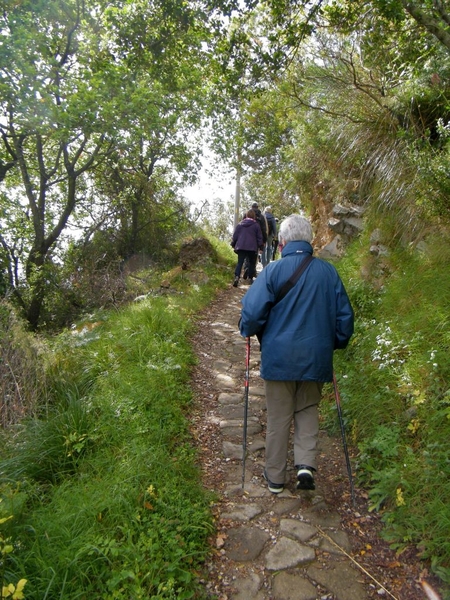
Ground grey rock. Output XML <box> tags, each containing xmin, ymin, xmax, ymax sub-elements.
<box><xmin>211</xmin><ymin>320</ymin><xmax>236</xmax><ymax>330</ymax></box>
<box><xmin>370</xmin><ymin>228</ymin><xmax>384</xmax><ymax>244</ymax></box>
<box><xmin>223</xmin><ymin>465</ymin><xmax>249</xmax><ymax>483</ymax></box>
<box><xmin>248</xmin><ymin>438</ymin><xmax>266</xmax><ymax>453</ymax></box>
<box><xmin>318</xmin><ymin>235</ymin><xmax>344</xmax><ymax>259</ymax></box>
<box><xmin>226</xmin><ymin>481</ymin><xmax>270</xmax><ymax>498</ymax></box>
<box><xmin>416</xmin><ymin>240</ymin><xmax>428</xmax><ymax>254</ymax></box>
<box><xmin>329</xmin><ymin>217</ymin><xmax>363</xmax><ymax>237</ymax></box>
<box><xmin>230</xmin><ymin>572</ymin><xmax>264</xmax><ymax>600</ymax></box>
<box><xmin>302</xmin><ymin>507</ymin><xmax>342</xmax><ymax>528</ymax></box>
<box><xmin>319</xmin><ymin>529</ymin><xmax>352</xmax><ymax>554</ymax></box>
<box><xmin>280</xmin><ymin>518</ymin><xmax>317</xmax><ymax>542</ymax></box>
<box><xmin>328</xmin><ymin>217</ymin><xmax>341</xmax><ymax>231</ymax></box>
<box><xmin>216</xmin><ymin>373</ymin><xmax>236</xmax><ymax>389</ymax></box>
<box><xmin>332</xmin><ymin>204</ymin><xmax>365</xmax><ymax>218</ymax></box>
<box><xmin>218</xmin><ymin>392</ymin><xmax>243</xmax><ymax>405</ymax></box>
<box><xmin>222</xmin><ymin>503</ymin><xmax>263</xmax><ymax>521</ymax></box>
<box><xmin>220</xmin><ymin>418</ymin><xmax>262</xmax><ymax>437</ymax></box>
<box><xmin>214</xmin><ymin>359</ymin><xmax>232</xmax><ymax>371</ymax></box>
<box><xmin>218</xmin><ymin>404</ymin><xmax>247</xmax><ymax>419</ymax></box>
<box><xmin>307</xmin><ymin>560</ymin><xmax>368</xmax><ymax>599</ymax></box>
<box><xmin>272</xmin><ymin>571</ymin><xmax>318</xmax><ymax>600</ymax></box>
<box><xmin>225</xmin><ymin>526</ymin><xmax>270</xmax><ymax>561</ymax></box>
<box><xmin>271</xmin><ymin>498</ymin><xmax>303</xmax><ymax>516</ymax></box>
<box><xmin>370</xmin><ymin>244</ymin><xmax>389</xmax><ymax>257</ymax></box>
<box><xmin>265</xmin><ymin>537</ymin><xmax>316</xmax><ymax>570</ymax></box>
<box><xmin>249</xmin><ymin>386</ymin><xmax>265</xmax><ymax>397</ymax></box>
<box><xmin>223</xmin><ymin>441</ymin><xmax>244</xmax><ymax>459</ymax></box>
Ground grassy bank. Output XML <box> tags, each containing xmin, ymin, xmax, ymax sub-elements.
<box><xmin>325</xmin><ymin>231</ymin><xmax>450</xmax><ymax>597</ymax></box>
<box><xmin>0</xmin><ymin>239</ymin><xmax>234</xmax><ymax>599</ymax></box>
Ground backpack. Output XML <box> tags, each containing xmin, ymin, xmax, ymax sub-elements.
<box><xmin>254</xmin><ymin>209</ymin><xmax>268</xmax><ymax>243</ymax></box>
<box><xmin>266</xmin><ymin>214</ymin><xmax>276</xmax><ymax>236</ymax></box>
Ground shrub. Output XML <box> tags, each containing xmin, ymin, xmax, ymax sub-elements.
<box><xmin>0</xmin><ymin>303</ymin><xmax>47</xmax><ymax>427</ymax></box>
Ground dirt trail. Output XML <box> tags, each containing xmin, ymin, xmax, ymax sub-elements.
<box><xmin>190</xmin><ymin>283</ymin><xmax>439</xmax><ymax>600</ymax></box>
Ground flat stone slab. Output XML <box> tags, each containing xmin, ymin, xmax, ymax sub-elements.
<box><xmin>302</xmin><ymin>507</ymin><xmax>342</xmax><ymax>528</ymax></box>
<box><xmin>214</xmin><ymin>359</ymin><xmax>232</xmax><ymax>371</ymax></box>
<box><xmin>225</xmin><ymin>482</ymin><xmax>268</xmax><ymax>498</ymax></box>
<box><xmin>225</xmin><ymin>526</ymin><xmax>270</xmax><ymax>561</ymax></box>
<box><xmin>221</xmin><ymin>503</ymin><xmax>263</xmax><ymax>521</ymax></box>
<box><xmin>223</xmin><ymin>441</ymin><xmax>243</xmax><ymax>459</ymax></box>
<box><xmin>220</xmin><ymin>417</ymin><xmax>260</xmax><ymax>427</ymax></box>
<box><xmin>218</xmin><ymin>404</ymin><xmax>247</xmax><ymax>419</ymax></box>
<box><xmin>211</xmin><ymin>321</ymin><xmax>236</xmax><ymax>330</ymax></box>
<box><xmin>230</xmin><ymin>345</ymin><xmax>247</xmax><ymax>357</ymax></box>
<box><xmin>223</xmin><ymin>465</ymin><xmax>249</xmax><ymax>483</ymax></box>
<box><xmin>218</xmin><ymin>392</ymin><xmax>243</xmax><ymax>405</ymax></box>
<box><xmin>220</xmin><ymin>418</ymin><xmax>262</xmax><ymax>437</ymax></box>
<box><xmin>270</xmin><ymin>498</ymin><xmax>303</xmax><ymax>516</ymax></box>
<box><xmin>244</xmin><ymin>392</ymin><xmax>264</xmax><ymax>403</ymax></box>
<box><xmin>218</xmin><ymin>404</ymin><xmax>261</xmax><ymax>419</ymax></box>
<box><xmin>265</xmin><ymin>536</ymin><xmax>316</xmax><ymax>570</ymax></box>
<box><xmin>249</xmin><ymin>386</ymin><xmax>265</xmax><ymax>396</ymax></box>
<box><xmin>280</xmin><ymin>518</ymin><xmax>318</xmax><ymax>542</ymax></box>
<box><xmin>216</xmin><ymin>373</ymin><xmax>236</xmax><ymax>388</ymax></box>
<box><xmin>307</xmin><ymin>560</ymin><xmax>369</xmax><ymax>599</ymax></box>
<box><xmin>248</xmin><ymin>438</ymin><xmax>265</xmax><ymax>453</ymax></box>
<box><xmin>230</xmin><ymin>572</ymin><xmax>264</xmax><ymax>600</ymax></box>
<box><xmin>272</xmin><ymin>571</ymin><xmax>318</xmax><ymax>600</ymax></box>
<box><xmin>319</xmin><ymin>529</ymin><xmax>352</xmax><ymax>554</ymax></box>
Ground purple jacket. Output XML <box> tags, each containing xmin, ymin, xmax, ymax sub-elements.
<box><xmin>231</xmin><ymin>218</ymin><xmax>263</xmax><ymax>252</ymax></box>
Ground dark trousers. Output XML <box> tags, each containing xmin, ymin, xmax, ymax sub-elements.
<box><xmin>235</xmin><ymin>250</ymin><xmax>257</xmax><ymax>279</ymax></box>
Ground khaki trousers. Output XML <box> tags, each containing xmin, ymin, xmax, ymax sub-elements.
<box><xmin>264</xmin><ymin>380</ymin><xmax>323</xmax><ymax>485</ymax></box>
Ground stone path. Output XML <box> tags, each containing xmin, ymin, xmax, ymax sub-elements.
<box><xmin>192</xmin><ymin>281</ymin><xmax>393</xmax><ymax>600</ymax></box>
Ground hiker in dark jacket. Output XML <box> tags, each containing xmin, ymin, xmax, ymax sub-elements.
<box><xmin>239</xmin><ymin>214</ymin><xmax>354</xmax><ymax>494</ymax></box>
<box><xmin>272</xmin><ymin>217</ymin><xmax>279</xmax><ymax>259</ymax></box>
<box><xmin>262</xmin><ymin>206</ymin><xmax>277</xmax><ymax>267</ymax></box>
<box><xmin>231</xmin><ymin>209</ymin><xmax>263</xmax><ymax>287</ymax></box>
<box><xmin>251</xmin><ymin>202</ymin><xmax>268</xmax><ymax>264</ymax></box>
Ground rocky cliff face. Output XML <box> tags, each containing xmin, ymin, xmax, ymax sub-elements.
<box><xmin>314</xmin><ymin>203</ymin><xmax>365</xmax><ymax>259</ymax></box>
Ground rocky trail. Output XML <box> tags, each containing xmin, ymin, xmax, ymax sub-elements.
<box><xmin>189</xmin><ymin>282</ymin><xmax>441</xmax><ymax>600</ymax></box>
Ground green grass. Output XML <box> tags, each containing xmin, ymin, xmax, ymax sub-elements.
<box><xmin>327</xmin><ymin>231</ymin><xmax>450</xmax><ymax>597</ymax></box>
<box><xmin>0</xmin><ymin>245</ymin><xmax>234</xmax><ymax>599</ymax></box>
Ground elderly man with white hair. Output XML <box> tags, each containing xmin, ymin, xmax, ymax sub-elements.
<box><xmin>239</xmin><ymin>214</ymin><xmax>354</xmax><ymax>494</ymax></box>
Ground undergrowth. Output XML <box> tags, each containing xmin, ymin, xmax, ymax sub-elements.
<box><xmin>325</xmin><ymin>231</ymin><xmax>450</xmax><ymax>597</ymax></box>
<box><xmin>0</xmin><ymin>238</ymin><xmax>234</xmax><ymax>599</ymax></box>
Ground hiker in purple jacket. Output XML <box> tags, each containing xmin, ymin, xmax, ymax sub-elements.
<box><xmin>231</xmin><ymin>209</ymin><xmax>264</xmax><ymax>287</ymax></box>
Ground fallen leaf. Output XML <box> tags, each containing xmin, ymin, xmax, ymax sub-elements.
<box><xmin>388</xmin><ymin>561</ymin><xmax>402</xmax><ymax>568</ymax></box>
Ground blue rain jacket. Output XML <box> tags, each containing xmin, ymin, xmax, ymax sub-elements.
<box><xmin>239</xmin><ymin>241</ymin><xmax>354</xmax><ymax>382</ymax></box>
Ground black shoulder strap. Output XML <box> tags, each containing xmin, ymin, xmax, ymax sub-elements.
<box><xmin>275</xmin><ymin>254</ymin><xmax>314</xmax><ymax>304</ymax></box>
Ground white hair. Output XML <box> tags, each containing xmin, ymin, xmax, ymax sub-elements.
<box><xmin>279</xmin><ymin>214</ymin><xmax>313</xmax><ymax>243</ymax></box>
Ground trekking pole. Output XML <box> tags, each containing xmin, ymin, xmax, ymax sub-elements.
<box><xmin>242</xmin><ymin>336</ymin><xmax>250</xmax><ymax>489</ymax></box>
<box><xmin>332</xmin><ymin>372</ymin><xmax>356</xmax><ymax>507</ymax></box>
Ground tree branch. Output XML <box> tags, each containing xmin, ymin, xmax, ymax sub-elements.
<box><xmin>402</xmin><ymin>0</ymin><xmax>450</xmax><ymax>51</ymax></box>
<box><xmin>433</xmin><ymin>0</ymin><xmax>450</xmax><ymax>27</ymax></box>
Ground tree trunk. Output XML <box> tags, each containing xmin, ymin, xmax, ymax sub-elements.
<box><xmin>402</xmin><ymin>0</ymin><xmax>450</xmax><ymax>51</ymax></box>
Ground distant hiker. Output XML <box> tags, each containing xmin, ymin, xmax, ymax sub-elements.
<box><xmin>231</xmin><ymin>209</ymin><xmax>264</xmax><ymax>287</ymax></box>
<box><xmin>272</xmin><ymin>217</ymin><xmax>279</xmax><ymax>260</ymax></box>
<box><xmin>239</xmin><ymin>214</ymin><xmax>354</xmax><ymax>494</ymax></box>
<box><xmin>262</xmin><ymin>206</ymin><xmax>277</xmax><ymax>267</ymax></box>
<box><xmin>251</xmin><ymin>202</ymin><xmax>268</xmax><ymax>264</ymax></box>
